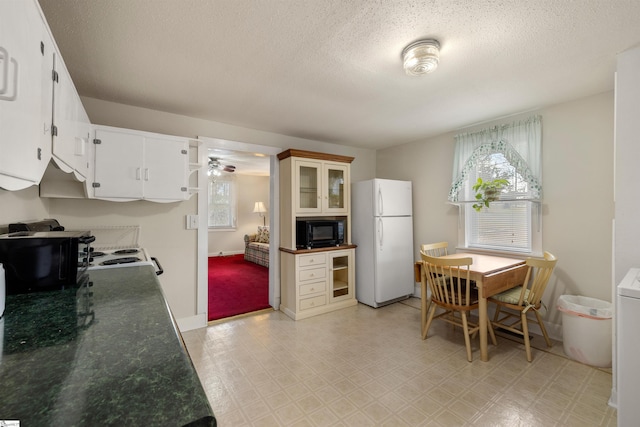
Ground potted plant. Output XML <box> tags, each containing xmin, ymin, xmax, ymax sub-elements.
<box><xmin>472</xmin><ymin>178</ymin><xmax>509</xmax><ymax>212</ymax></box>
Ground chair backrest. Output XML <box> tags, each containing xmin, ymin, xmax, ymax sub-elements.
<box><xmin>420</xmin><ymin>241</ymin><xmax>449</xmax><ymax>257</ymax></box>
<box><xmin>421</xmin><ymin>253</ymin><xmax>473</xmax><ymax>307</ymax></box>
<box><xmin>519</xmin><ymin>251</ymin><xmax>558</xmax><ymax>306</ymax></box>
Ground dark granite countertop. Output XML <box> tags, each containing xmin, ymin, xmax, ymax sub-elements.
<box><xmin>0</xmin><ymin>266</ymin><xmax>216</xmax><ymax>427</ymax></box>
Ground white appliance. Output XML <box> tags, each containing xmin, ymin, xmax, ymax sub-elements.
<box><xmin>616</xmin><ymin>268</ymin><xmax>640</xmax><ymax>426</ymax></box>
<box><xmin>75</xmin><ymin>226</ymin><xmax>160</xmax><ymax>273</ymax></box>
<box><xmin>352</xmin><ymin>179</ymin><xmax>414</xmax><ymax>307</ymax></box>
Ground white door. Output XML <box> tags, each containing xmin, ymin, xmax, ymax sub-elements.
<box><xmin>374</xmin><ymin>216</ymin><xmax>414</xmax><ymax>304</ymax></box>
<box><xmin>52</xmin><ymin>53</ymin><xmax>91</xmax><ymax>180</ymax></box>
<box><xmin>374</xmin><ymin>179</ymin><xmax>413</xmax><ymax>217</ymax></box>
<box><xmin>93</xmin><ymin>129</ymin><xmax>144</xmax><ymax>199</ymax></box>
<box><xmin>0</xmin><ymin>0</ymin><xmax>53</xmax><ymax>190</ymax></box>
<box><xmin>143</xmin><ymin>137</ymin><xmax>188</xmax><ymax>201</ymax></box>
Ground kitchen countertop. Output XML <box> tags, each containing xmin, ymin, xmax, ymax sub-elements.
<box><xmin>0</xmin><ymin>266</ymin><xmax>216</xmax><ymax>426</ymax></box>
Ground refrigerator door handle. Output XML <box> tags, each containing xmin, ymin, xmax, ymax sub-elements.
<box><xmin>377</xmin><ymin>217</ymin><xmax>383</xmax><ymax>249</ymax></box>
<box><xmin>377</xmin><ymin>187</ymin><xmax>383</xmax><ymax>216</ymax></box>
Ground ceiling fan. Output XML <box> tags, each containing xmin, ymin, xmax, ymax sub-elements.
<box><xmin>208</xmin><ymin>157</ymin><xmax>236</xmax><ymax>175</ymax></box>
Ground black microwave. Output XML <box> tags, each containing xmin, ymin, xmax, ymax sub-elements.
<box><xmin>0</xmin><ymin>231</ymin><xmax>94</xmax><ymax>295</ymax></box>
<box><xmin>296</xmin><ymin>219</ymin><xmax>345</xmax><ymax>249</ymax></box>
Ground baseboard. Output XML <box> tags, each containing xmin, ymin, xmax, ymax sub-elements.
<box><xmin>208</xmin><ymin>250</ymin><xmax>244</xmax><ymax>257</ymax></box>
<box><xmin>177</xmin><ymin>313</ymin><xmax>207</xmax><ymax>332</ymax></box>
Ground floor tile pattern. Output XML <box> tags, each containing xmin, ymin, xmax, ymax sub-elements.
<box><xmin>182</xmin><ymin>298</ymin><xmax>616</xmax><ymax>426</ymax></box>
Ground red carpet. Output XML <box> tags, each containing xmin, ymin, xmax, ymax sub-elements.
<box><xmin>208</xmin><ymin>254</ymin><xmax>270</xmax><ymax>321</ymax></box>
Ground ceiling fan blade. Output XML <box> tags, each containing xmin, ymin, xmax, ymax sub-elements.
<box><xmin>208</xmin><ymin>157</ymin><xmax>236</xmax><ymax>173</ymax></box>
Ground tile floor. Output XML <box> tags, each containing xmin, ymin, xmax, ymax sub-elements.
<box><xmin>182</xmin><ymin>298</ymin><xmax>616</xmax><ymax>426</ymax></box>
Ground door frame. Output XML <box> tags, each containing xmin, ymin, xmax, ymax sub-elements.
<box><xmin>197</xmin><ymin>137</ymin><xmax>282</xmax><ymax>319</ymax></box>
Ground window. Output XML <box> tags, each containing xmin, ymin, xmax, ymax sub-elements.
<box><xmin>208</xmin><ymin>175</ymin><xmax>237</xmax><ymax>229</ymax></box>
<box><xmin>449</xmin><ymin>116</ymin><xmax>542</xmax><ymax>255</ymax></box>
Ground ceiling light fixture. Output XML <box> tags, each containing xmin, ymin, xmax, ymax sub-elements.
<box><xmin>402</xmin><ymin>39</ymin><xmax>440</xmax><ymax>76</ymax></box>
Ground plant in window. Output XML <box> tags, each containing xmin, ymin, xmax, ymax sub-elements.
<box><xmin>472</xmin><ymin>178</ymin><xmax>509</xmax><ymax>212</ymax></box>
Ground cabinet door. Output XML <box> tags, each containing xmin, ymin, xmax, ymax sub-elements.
<box><xmin>329</xmin><ymin>250</ymin><xmax>354</xmax><ymax>303</ymax></box>
<box><xmin>0</xmin><ymin>0</ymin><xmax>53</xmax><ymax>190</ymax></box>
<box><xmin>143</xmin><ymin>137</ymin><xmax>188</xmax><ymax>201</ymax></box>
<box><xmin>323</xmin><ymin>162</ymin><xmax>349</xmax><ymax>213</ymax></box>
<box><xmin>93</xmin><ymin>129</ymin><xmax>144</xmax><ymax>199</ymax></box>
<box><xmin>51</xmin><ymin>53</ymin><xmax>91</xmax><ymax>180</ymax></box>
<box><xmin>93</xmin><ymin>127</ymin><xmax>188</xmax><ymax>202</ymax></box>
<box><xmin>294</xmin><ymin>159</ymin><xmax>322</xmax><ymax>213</ymax></box>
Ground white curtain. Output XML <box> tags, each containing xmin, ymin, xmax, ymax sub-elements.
<box><xmin>448</xmin><ymin>115</ymin><xmax>542</xmax><ymax>202</ymax></box>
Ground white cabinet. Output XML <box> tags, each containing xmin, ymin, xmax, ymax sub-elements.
<box><xmin>280</xmin><ymin>248</ymin><xmax>356</xmax><ymax>320</ymax></box>
<box><xmin>328</xmin><ymin>250</ymin><xmax>354</xmax><ymax>304</ymax></box>
<box><xmin>278</xmin><ymin>149</ymin><xmax>353</xmax><ymax>250</ymax></box>
<box><xmin>294</xmin><ymin>159</ymin><xmax>349</xmax><ymax>215</ymax></box>
<box><xmin>0</xmin><ymin>0</ymin><xmax>53</xmax><ymax>190</ymax></box>
<box><xmin>92</xmin><ymin>126</ymin><xmax>189</xmax><ymax>202</ymax></box>
<box><xmin>51</xmin><ymin>53</ymin><xmax>92</xmax><ymax>181</ymax></box>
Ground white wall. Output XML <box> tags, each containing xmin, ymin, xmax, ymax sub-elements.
<box><xmin>377</xmin><ymin>91</ymin><xmax>615</xmax><ymax>337</ymax></box>
<box><xmin>0</xmin><ymin>186</ymin><xmax>50</xmax><ymax>228</ymax></box>
<box><xmin>208</xmin><ymin>174</ymin><xmax>270</xmax><ymax>256</ymax></box>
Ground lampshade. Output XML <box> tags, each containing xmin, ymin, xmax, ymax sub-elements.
<box><xmin>402</xmin><ymin>39</ymin><xmax>440</xmax><ymax>76</ymax></box>
<box><xmin>253</xmin><ymin>201</ymin><xmax>267</xmax><ymax>214</ymax></box>
<box><xmin>253</xmin><ymin>201</ymin><xmax>267</xmax><ymax>225</ymax></box>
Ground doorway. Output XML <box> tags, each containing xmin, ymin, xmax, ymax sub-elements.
<box><xmin>197</xmin><ymin>137</ymin><xmax>281</xmax><ymax>322</ymax></box>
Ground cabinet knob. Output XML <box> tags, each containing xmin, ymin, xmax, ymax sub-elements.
<box><xmin>310</xmin><ymin>287</ymin><xmax>315</xmax><ymax>291</ymax></box>
<box><xmin>309</xmin><ymin>273</ymin><xmax>314</xmax><ymax>277</ymax></box>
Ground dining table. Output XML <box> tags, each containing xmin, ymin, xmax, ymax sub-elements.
<box><xmin>415</xmin><ymin>252</ymin><xmax>527</xmax><ymax>361</ymax></box>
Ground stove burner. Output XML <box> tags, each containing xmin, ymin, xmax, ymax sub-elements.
<box><xmin>113</xmin><ymin>249</ymin><xmax>139</xmax><ymax>255</ymax></box>
<box><xmin>100</xmin><ymin>257</ymin><xmax>142</xmax><ymax>266</ymax></box>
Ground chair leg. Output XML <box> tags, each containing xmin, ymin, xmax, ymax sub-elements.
<box><xmin>421</xmin><ymin>280</ymin><xmax>429</xmax><ymax>338</ymax></box>
<box><xmin>521</xmin><ymin>311</ymin><xmax>532</xmax><ymax>362</ymax></box>
<box><xmin>493</xmin><ymin>304</ymin><xmax>502</xmax><ymax>322</ymax></box>
<box><xmin>461</xmin><ymin>311</ymin><xmax>473</xmax><ymax>362</ymax></box>
<box><xmin>422</xmin><ymin>302</ymin><xmax>437</xmax><ymax>340</ymax></box>
<box><xmin>533</xmin><ymin>310</ymin><xmax>552</xmax><ymax>348</ymax></box>
<box><xmin>487</xmin><ymin>318</ymin><xmax>497</xmax><ymax>345</ymax></box>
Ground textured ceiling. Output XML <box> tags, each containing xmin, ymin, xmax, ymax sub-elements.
<box><xmin>38</xmin><ymin>0</ymin><xmax>640</xmax><ymax>150</ymax></box>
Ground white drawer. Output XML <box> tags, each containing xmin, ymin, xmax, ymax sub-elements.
<box><xmin>300</xmin><ymin>281</ymin><xmax>326</xmax><ymax>296</ymax></box>
<box><xmin>300</xmin><ymin>294</ymin><xmax>326</xmax><ymax>310</ymax></box>
<box><xmin>299</xmin><ymin>253</ymin><xmax>327</xmax><ymax>268</ymax></box>
<box><xmin>298</xmin><ymin>267</ymin><xmax>326</xmax><ymax>282</ymax></box>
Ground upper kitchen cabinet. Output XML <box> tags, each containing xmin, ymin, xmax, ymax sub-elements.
<box><xmin>279</xmin><ymin>150</ymin><xmax>352</xmax><ymax>216</ymax></box>
<box><xmin>0</xmin><ymin>0</ymin><xmax>54</xmax><ymax>190</ymax></box>
<box><xmin>92</xmin><ymin>126</ymin><xmax>190</xmax><ymax>202</ymax></box>
<box><xmin>50</xmin><ymin>54</ymin><xmax>92</xmax><ymax>181</ymax></box>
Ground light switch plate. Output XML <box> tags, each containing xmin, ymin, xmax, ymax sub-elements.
<box><xmin>186</xmin><ymin>214</ymin><xmax>198</xmax><ymax>229</ymax></box>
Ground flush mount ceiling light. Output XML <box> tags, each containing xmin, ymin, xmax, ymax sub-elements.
<box><xmin>402</xmin><ymin>39</ymin><xmax>440</xmax><ymax>76</ymax></box>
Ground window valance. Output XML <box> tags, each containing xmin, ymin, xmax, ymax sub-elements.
<box><xmin>448</xmin><ymin>115</ymin><xmax>542</xmax><ymax>202</ymax></box>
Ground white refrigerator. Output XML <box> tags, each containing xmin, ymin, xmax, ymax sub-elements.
<box><xmin>352</xmin><ymin>179</ymin><xmax>414</xmax><ymax>307</ymax></box>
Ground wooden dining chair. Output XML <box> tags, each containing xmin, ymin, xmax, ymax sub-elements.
<box><xmin>489</xmin><ymin>251</ymin><xmax>558</xmax><ymax>362</ymax></box>
<box><xmin>420</xmin><ymin>253</ymin><xmax>496</xmax><ymax>362</ymax></box>
<box><xmin>418</xmin><ymin>242</ymin><xmax>449</xmax><ymax>330</ymax></box>
<box><xmin>420</xmin><ymin>241</ymin><xmax>449</xmax><ymax>257</ymax></box>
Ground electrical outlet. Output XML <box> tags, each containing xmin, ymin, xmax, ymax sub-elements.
<box><xmin>186</xmin><ymin>214</ymin><xmax>198</xmax><ymax>229</ymax></box>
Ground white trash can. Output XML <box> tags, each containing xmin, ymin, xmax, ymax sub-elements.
<box><xmin>557</xmin><ymin>295</ymin><xmax>612</xmax><ymax>367</ymax></box>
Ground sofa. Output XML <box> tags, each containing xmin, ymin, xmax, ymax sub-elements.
<box><xmin>244</xmin><ymin>226</ymin><xmax>269</xmax><ymax>268</ymax></box>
